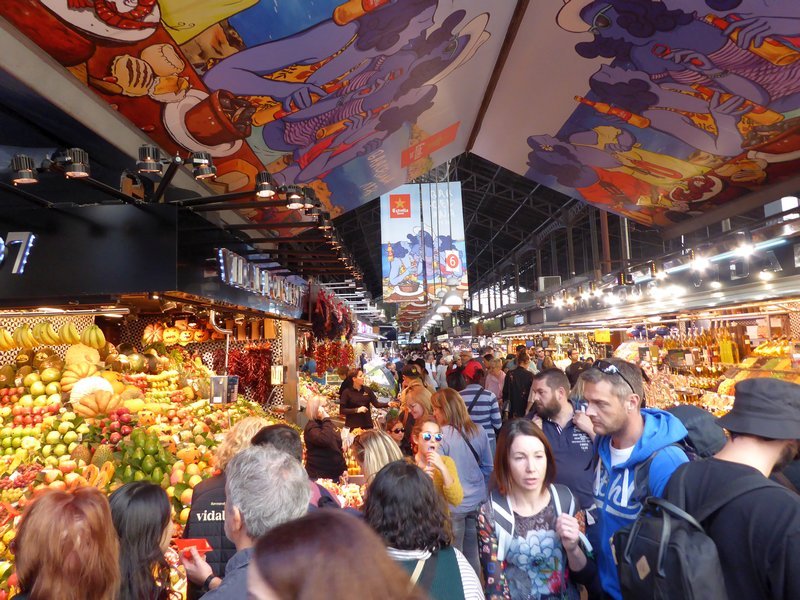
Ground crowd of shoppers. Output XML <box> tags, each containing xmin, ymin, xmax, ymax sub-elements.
<box><xmin>14</xmin><ymin>348</ymin><xmax>800</xmax><ymax>600</ymax></box>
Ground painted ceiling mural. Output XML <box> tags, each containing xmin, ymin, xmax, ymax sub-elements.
<box><xmin>2</xmin><ymin>0</ymin><xmax>514</xmax><ymax>216</ymax></box>
<box><xmin>473</xmin><ymin>0</ymin><xmax>800</xmax><ymax>228</ymax></box>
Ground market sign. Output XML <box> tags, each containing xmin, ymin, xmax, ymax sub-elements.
<box><xmin>594</xmin><ymin>329</ymin><xmax>611</xmax><ymax>344</ymax></box>
<box><xmin>217</xmin><ymin>249</ymin><xmax>304</xmax><ymax>308</ymax></box>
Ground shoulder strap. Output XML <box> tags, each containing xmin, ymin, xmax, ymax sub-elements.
<box><xmin>415</xmin><ymin>551</ymin><xmax>439</xmax><ymax>591</ymax></box>
<box><xmin>455</xmin><ymin>428</ymin><xmax>481</xmax><ymax>466</ymax></box>
<box><xmin>671</xmin><ymin>462</ymin><xmax>783</xmax><ymax>523</ymax></box>
<box><xmin>464</xmin><ymin>387</ymin><xmax>483</xmax><ymax>415</ymax></box>
<box><xmin>549</xmin><ymin>484</ymin><xmax>594</xmax><ymax>555</ymax></box>
<box><xmin>490</xmin><ymin>491</ymin><xmax>515</xmax><ymax>562</ymax></box>
<box><xmin>633</xmin><ymin>443</ymin><xmax>683</xmax><ymax>501</ymax></box>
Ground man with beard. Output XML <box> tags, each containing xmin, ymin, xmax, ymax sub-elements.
<box><xmin>529</xmin><ymin>369</ymin><xmax>596</xmax><ymax>510</ymax></box>
<box><xmin>664</xmin><ymin>378</ymin><xmax>800</xmax><ymax>600</ymax></box>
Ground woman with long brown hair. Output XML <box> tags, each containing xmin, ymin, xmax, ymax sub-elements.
<box><xmin>430</xmin><ymin>388</ymin><xmax>493</xmax><ymax>576</ymax></box>
<box><xmin>13</xmin><ymin>487</ymin><xmax>120</xmax><ymax>600</ymax></box>
<box><xmin>478</xmin><ymin>419</ymin><xmax>595</xmax><ymax>599</ymax></box>
<box><xmin>248</xmin><ymin>510</ymin><xmax>430</xmax><ymax>600</ymax></box>
<box><xmin>398</xmin><ymin>383</ymin><xmax>433</xmax><ymax>456</ymax></box>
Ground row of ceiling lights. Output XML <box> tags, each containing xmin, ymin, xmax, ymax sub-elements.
<box><xmin>544</xmin><ymin>233</ymin><xmax>786</xmax><ymax>312</ymax></box>
<box><xmin>8</xmin><ymin>144</ymin><xmax>362</xmax><ymax>284</ymax></box>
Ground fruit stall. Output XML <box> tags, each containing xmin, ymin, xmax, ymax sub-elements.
<box><xmin>0</xmin><ymin>310</ymin><xmax>301</xmax><ymax>599</ymax></box>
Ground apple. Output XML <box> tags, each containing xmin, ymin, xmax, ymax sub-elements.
<box><xmin>58</xmin><ymin>459</ymin><xmax>78</xmax><ymax>474</ymax></box>
<box><xmin>29</xmin><ymin>381</ymin><xmax>45</xmax><ymax>397</ymax></box>
<box><xmin>41</xmin><ymin>444</ymin><xmax>52</xmax><ymax>457</ymax></box>
<box><xmin>45</xmin><ymin>430</ymin><xmax>61</xmax><ymax>445</ymax></box>
<box><xmin>33</xmin><ymin>395</ymin><xmax>47</xmax><ymax>407</ymax></box>
<box><xmin>62</xmin><ymin>431</ymin><xmax>78</xmax><ymax>445</ymax></box>
<box><xmin>22</xmin><ymin>373</ymin><xmax>40</xmax><ymax>388</ymax></box>
<box><xmin>46</xmin><ymin>394</ymin><xmax>61</xmax><ymax>405</ymax></box>
<box><xmin>45</xmin><ymin>382</ymin><xmax>61</xmax><ymax>396</ymax></box>
<box><xmin>17</xmin><ymin>395</ymin><xmax>33</xmax><ymax>408</ymax></box>
<box><xmin>57</xmin><ymin>421</ymin><xmax>74</xmax><ymax>435</ymax></box>
<box><xmin>180</xmin><ymin>488</ymin><xmax>193</xmax><ymax>506</ymax></box>
<box><xmin>44</xmin><ymin>455</ymin><xmax>58</xmax><ymax>467</ymax></box>
<box><xmin>53</xmin><ymin>443</ymin><xmax>67</xmax><ymax>457</ymax></box>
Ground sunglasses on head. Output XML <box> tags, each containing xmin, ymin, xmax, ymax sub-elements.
<box><xmin>421</xmin><ymin>432</ymin><xmax>443</xmax><ymax>442</ymax></box>
<box><xmin>593</xmin><ymin>359</ymin><xmax>637</xmax><ymax>396</ymax></box>
<box><xmin>392</xmin><ymin>427</ymin><xmax>405</xmax><ymax>434</ymax></box>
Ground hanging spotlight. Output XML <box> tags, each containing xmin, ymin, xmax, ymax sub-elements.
<box><xmin>443</xmin><ymin>289</ymin><xmax>463</xmax><ymax>308</ymax></box>
<box><xmin>60</xmin><ymin>148</ymin><xmax>90</xmax><ymax>178</ymax></box>
<box><xmin>690</xmin><ymin>249</ymin><xmax>710</xmax><ymax>272</ymax></box>
<box><xmin>436</xmin><ymin>303</ymin><xmax>451</xmax><ymax>315</ymax></box>
<box><xmin>283</xmin><ymin>185</ymin><xmax>305</xmax><ymax>209</ymax></box>
<box><xmin>255</xmin><ymin>171</ymin><xmax>277</xmax><ymax>198</ymax></box>
<box><xmin>553</xmin><ymin>296</ymin><xmax>565</xmax><ymax>309</ymax></box>
<box><xmin>189</xmin><ymin>152</ymin><xmax>216</xmax><ymax>179</ymax></box>
<box><xmin>318</xmin><ymin>212</ymin><xmax>333</xmax><ymax>230</ymax></box>
<box><xmin>733</xmin><ymin>231</ymin><xmax>754</xmax><ymax>258</ymax></box>
<box><xmin>137</xmin><ymin>144</ymin><xmax>162</xmax><ymax>173</ymax></box>
<box><xmin>580</xmin><ymin>287</ymin><xmax>590</xmax><ymax>301</ymax></box>
<box><xmin>758</xmin><ymin>269</ymin><xmax>774</xmax><ymax>281</ymax></box>
<box><xmin>302</xmin><ymin>187</ymin><xmax>320</xmax><ymax>209</ymax></box>
<box><xmin>10</xmin><ymin>155</ymin><xmax>37</xmax><ymax>184</ymax></box>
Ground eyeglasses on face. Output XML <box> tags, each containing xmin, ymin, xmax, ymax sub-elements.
<box><xmin>589</xmin><ymin>4</ymin><xmax>613</xmax><ymax>35</ymax></box>
<box><xmin>391</xmin><ymin>427</ymin><xmax>405</xmax><ymax>434</ymax></box>
<box><xmin>593</xmin><ymin>359</ymin><xmax>636</xmax><ymax>396</ymax></box>
<box><xmin>421</xmin><ymin>432</ymin><xmax>443</xmax><ymax>442</ymax></box>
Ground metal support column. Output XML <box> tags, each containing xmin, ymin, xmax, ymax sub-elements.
<box><xmin>589</xmin><ymin>208</ymin><xmax>600</xmax><ymax>272</ymax></box>
<box><xmin>566</xmin><ymin>225</ymin><xmax>576</xmax><ymax>278</ymax></box>
<box><xmin>620</xmin><ymin>216</ymin><xmax>631</xmax><ymax>267</ymax></box>
<box><xmin>600</xmin><ymin>210</ymin><xmax>612</xmax><ymax>274</ymax></box>
<box><xmin>550</xmin><ymin>235</ymin><xmax>558</xmax><ymax>276</ymax></box>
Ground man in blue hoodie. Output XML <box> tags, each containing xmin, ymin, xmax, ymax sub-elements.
<box><xmin>580</xmin><ymin>358</ymin><xmax>688</xmax><ymax>600</ymax></box>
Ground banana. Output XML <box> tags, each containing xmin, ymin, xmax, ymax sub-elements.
<box><xmin>31</xmin><ymin>323</ymin><xmax>44</xmax><ymax>345</ymax></box>
<box><xmin>60</xmin><ymin>322</ymin><xmax>80</xmax><ymax>345</ymax></box>
<box><xmin>42</xmin><ymin>322</ymin><xmax>57</xmax><ymax>345</ymax></box>
<box><xmin>81</xmin><ymin>325</ymin><xmax>106</xmax><ymax>350</ymax></box>
<box><xmin>0</xmin><ymin>329</ymin><xmax>14</xmax><ymax>351</ymax></box>
<box><xmin>16</xmin><ymin>325</ymin><xmax>36</xmax><ymax>350</ymax></box>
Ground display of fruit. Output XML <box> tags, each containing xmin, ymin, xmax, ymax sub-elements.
<box><xmin>89</xmin><ymin>408</ymin><xmax>135</xmax><ymax>447</ymax></box>
<box><xmin>58</xmin><ymin>322</ymin><xmax>81</xmax><ymax>345</ymax></box>
<box><xmin>71</xmin><ymin>389</ymin><xmax>122</xmax><ymax>418</ymax></box>
<box><xmin>81</xmin><ymin>325</ymin><xmax>107</xmax><ymax>350</ymax></box>
<box><xmin>31</xmin><ymin>322</ymin><xmax>60</xmax><ymax>346</ymax></box>
<box><xmin>60</xmin><ymin>364</ymin><xmax>100</xmax><ymax>394</ymax></box>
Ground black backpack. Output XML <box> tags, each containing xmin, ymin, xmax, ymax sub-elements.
<box><xmin>614</xmin><ymin>463</ymin><xmax>778</xmax><ymax>600</ymax></box>
<box><xmin>665</xmin><ymin>404</ymin><xmax>727</xmax><ymax>460</ymax></box>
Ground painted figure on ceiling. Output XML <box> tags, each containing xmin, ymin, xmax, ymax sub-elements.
<box><xmin>387</xmin><ymin>230</ymin><xmax>435</xmax><ymax>288</ymax></box>
<box><xmin>560</xmin><ymin>0</ymin><xmax>800</xmax><ymax>113</ymax></box>
<box><xmin>588</xmin><ymin>64</ymin><xmax>753</xmax><ymax>156</ymax></box>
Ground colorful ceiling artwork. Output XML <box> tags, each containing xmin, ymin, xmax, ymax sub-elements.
<box><xmin>473</xmin><ymin>0</ymin><xmax>800</xmax><ymax>228</ymax></box>
<box><xmin>1</xmin><ymin>0</ymin><xmax>514</xmax><ymax>217</ymax></box>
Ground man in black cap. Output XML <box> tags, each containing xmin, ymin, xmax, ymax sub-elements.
<box><xmin>665</xmin><ymin>378</ymin><xmax>800</xmax><ymax>600</ymax></box>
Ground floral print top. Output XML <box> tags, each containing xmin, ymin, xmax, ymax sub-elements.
<box><xmin>478</xmin><ymin>500</ymin><xmax>583</xmax><ymax>600</ymax></box>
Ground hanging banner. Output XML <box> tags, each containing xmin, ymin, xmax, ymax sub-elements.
<box><xmin>380</xmin><ymin>182</ymin><xmax>468</xmax><ymax>305</ymax></box>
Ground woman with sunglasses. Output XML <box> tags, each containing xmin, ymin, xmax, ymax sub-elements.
<box><xmin>385</xmin><ymin>416</ymin><xmax>406</xmax><ymax>446</ymax></box>
<box><xmin>411</xmin><ymin>415</ymin><xmax>463</xmax><ymax>509</ymax></box>
<box><xmin>430</xmin><ymin>389</ymin><xmax>493</xmax><ymax>576</ymax></box>
<box><xmin>478</xmin><ymin>419</ymin><xmax>596</xmax><ymax>600</ymax></box>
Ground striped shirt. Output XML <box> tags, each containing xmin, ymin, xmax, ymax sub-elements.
<box><xmin>459</xmin><ymin>384</ymin><xmax>502</xmax><ymax>442</ymax></box>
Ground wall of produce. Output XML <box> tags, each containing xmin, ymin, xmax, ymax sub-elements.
<box><xmin>0</xmin><ymin>314</ymin><xmax>293</xmax><ymax>598</ymax></box>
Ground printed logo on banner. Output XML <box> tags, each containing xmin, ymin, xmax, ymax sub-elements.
<box><xmin>389</xmin><ymin>194</ymin><xmax>411</xmax><ymax>218</ymax></box>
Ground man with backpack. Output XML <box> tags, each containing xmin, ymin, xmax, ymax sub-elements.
<box><xmin>662</xmin><ymin>378</ymin><xmax>800</xmax><ymax>600</ymax></box>
<box><xmin>580</xmin><ymin>358</ymin><xmax>689</xmax><ymax>600</ymax></box>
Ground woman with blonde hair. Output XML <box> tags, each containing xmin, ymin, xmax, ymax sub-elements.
<box><xmin>183</xmin><ymin>415</ymin><xmax>269</xmax><ymax>599</ymax></box>
<box><xmin>304</xmin><ymin>394</ymin><xmax>346</xmax><ymax>480</ymax></box>
<box><xmin>14</xmin><ymin>487</ymin><xmax>120</xmax><ymax>600</ymax></box>
<box><xmin>399</xmin><ymin>383</ymin><xmax>432</xmax><ymax>456</ymax></box>
<box><xmin>431</xmin><ymin>388</ymin><xmax>493</xmax><ymax>576</ymax></box>
<box><xmin>352</xmin><ymin>429</ymin><xmax>403</xmax><ymax>483</ymax></box>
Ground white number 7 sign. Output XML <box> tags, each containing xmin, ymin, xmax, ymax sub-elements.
<box><xmin>0</xmin><ymin>232</ymin><xmax>36</xmax><ymax>274</ymax></box>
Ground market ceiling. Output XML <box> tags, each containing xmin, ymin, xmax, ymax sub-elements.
<box><xmin>2</xmin><ymin>0</ymin><xmax>800</xmax><ymax>286</ymax></box>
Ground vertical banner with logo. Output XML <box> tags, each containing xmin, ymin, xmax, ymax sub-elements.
<box><xmin>381</xmin><ymin>182</ymin><xmax>468</xmax><ymax>307</ymax></box>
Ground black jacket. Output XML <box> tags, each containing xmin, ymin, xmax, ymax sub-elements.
<box><xmin>339</xmin><ymin>386</ymin><xmax>381</xmax><ymax>429</ymax></box>
<box><xmin>502</xmin><ymin>366</ymin><xmax>533</xmax><ymax>418</ymax></box>
<box><xmin>304</xmin><ymin>418</ymin><xmax>347</xmax><ymax>480</ymax></box>
<box><xmin>183</xmin><ymin>473</ymin><xmax>235</xmax><ymax>600</ymax></box>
